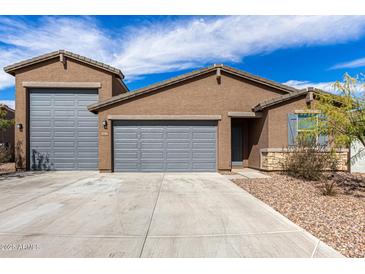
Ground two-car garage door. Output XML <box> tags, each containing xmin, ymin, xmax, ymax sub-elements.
<box><xmin>113</xmin><ymin>120</ymin><xmax>217</xmax><ymax>172</ymax></box>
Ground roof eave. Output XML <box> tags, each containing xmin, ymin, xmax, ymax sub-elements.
<box><xmin>88</xmin><ymin>66</ymin><xmax>217</xmax><ymax>112</ymax></box>
<box><xmin>88</xmin><ymin>65</ymin><xmax>301</xmax><ymax>112</ymax></box>
<box><xmin>253</xmin><ymin>89</ymin><xmax>309</xmax><ymax>112</ymax></box>
<box><xmin>4</xmin><ymin>50</ymin><xmax>124</xmax><ymax>79</ymax></box>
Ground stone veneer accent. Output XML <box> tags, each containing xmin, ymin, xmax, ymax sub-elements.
<box><xmin>260</xmin><ymin>148</ymin><xmax>349</xmax><ymax>171</ymax></box>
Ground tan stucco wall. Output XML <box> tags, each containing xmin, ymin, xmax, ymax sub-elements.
<box><xmin>13</xmin><ymin>57</ymin><xmax>120</xmax><ymax>170</ymax></box>
<box><xmin>112</xmin><ymin>75</ymin><xmax>128</xmax><ymax>96</ymax></box>
<box><xmin>267</xmin><ymin>96</ymin><xmax>309</xmax><ymax>148</ymax></box>
<box><xmin>98</xmin><ymin>72</ymin><xmax>288</xmax><ymax>171</ymax></box>
<box><xmin>247</xmin><ymin>111</ymin><xmax>269</xmax><ymax>168</ymax></box>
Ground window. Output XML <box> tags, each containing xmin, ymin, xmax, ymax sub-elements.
<box><xmin>297</xmin><ymin>113</ymin><xmax>318</xmax><ymax>144</ymax></box>
<box><xmin>288</xmin><ymin>112</ymin><xmax>328</xmax><ymax>147</ymax></box>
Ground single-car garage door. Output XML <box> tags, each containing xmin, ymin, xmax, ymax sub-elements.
<box><xmin>113</xmin><ymin>120</ymin><xmax>217</xmax><ymax>172</ymax></box>
<box><xmin>29</xmin><ymin>89</ymin><xmax>98</xmax><ymax>170</ymax></box>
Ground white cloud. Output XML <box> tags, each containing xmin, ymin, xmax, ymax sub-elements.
<box><xmin>0</xmin><ymin>100</ymin><xmax>15</xmax><ymax>109</ymax></box>
<box><xmin>283</xmin><ymin>80</ymin><xmax>335</xmax><ymax>92</ymax></box>
<box><xmin>330</xmin><ymin>57</ymin><xmax>365</xmax><ymax>70</ymax></box>
<box><xmin>2</xmin><ymin>16</ymin><xmax>365</xmax><ymax>91</ymax></box>
<box><xmin>116</xmin><ymin>16</ymin><xmax>365</xmax><ymax>78</ymax></box>
<box><xmin>0</xmin><ymin>16</ymin><xmax>117</xmax><ymax>90</ymax></box>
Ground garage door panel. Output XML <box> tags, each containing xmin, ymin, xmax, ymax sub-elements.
<box><xmin>54</xmin><ymin>151</ymin><xmax>75</xmax><ymax>157</ymax></box>
<box><xmin>77</xmin><ymin>133</ymin><xmax>98</xmax><ymax>139</ymax></box>
<box><xmin>30</xmin><ymin>89</ymin><xmax>98</xmax><ymax>170</ymax></box>
<box><xmin>54</xmin><ymin>110</ymin><xmax>75</xmax><ymax>116</ymax></box>
<box><xmin>114</xmin><ymin>143</ymin><xmax>139</xmax><ymax>150</ymax></box>
<box><xmin>166</xmin><ymin>151</ymin><xmax>190</xmax><ymax>159</ymax></box>
<box><xmin>53</xmin><ymin>131</ymin><xmax>74</xmax><ymax>137</ymax></box>
<box><xmin>192</xmin><ymin>132</ymin><xmax>216</xmax><ymax>139</ymax></box>
<box><xmin>115</xmin><ymin>152</ymin><xmax>139</xmax><ymax>159</ymax></box>
<box><xmin>167</xmin><ymin>132</ymin><xmax>189</xmax><ymax>139</ymax></box>
<box><xmin>141</xmin><ymin>151</ymin><xmax>164</xmax><ymax>159</ymax></box>
<box><xmin>141</xmin><ymin>132</ymin><xmax>164</xmax><ymax>139</ymax></box>
<box><xmin>31</xmin><ymin>101</ymin><xmax>52</xmax><ymax>107</ymax></box>
<box><xmin>77</xmin><ymin>121</ymin><xmax>98</xmax><ymax>127</ymax></box>
<box><xmin>77</xmin><ymin>110</ymin><xmax>95</xmax><ymax>117</ymax></box>
<box><xmin>140</xmin><ymin>161</ymin><xmax>165</xmax><ymax>171</ymax></box>
<box><xmin>113</xmin><ymin>120</ymin><xmax>216</xmax><ymax>172</ymax></box>
<box><xmin>113</xmin><ymin>162</ymin><xmax>139</xmax><ymax>171</ymax></box>
<box><xmin>141</xmin><ymin>142</ymin><xmax>164</xmax><ymax>149</ymax></box>
<box><xmin>166</xmin><ymin>142</ymin><xmax>190</xmax><ymax>149</ymax></box>
<box><xmin>30</xmin><ymin>110</ymin><xmax>52</xmax><ymax>116</ymax></box>
<box><xmin>30</xmin><ymin>131</ymin><xmax>52</xmax><ymax>138</ymax></box>
<box><xmin>30</xmin><ymin>141</ymin><xmax>52</xmax><ymax>147</ymax></box>
<box><xmin>166</xmin><ymin>162</ymin><xmax>190</xmax><ymax>170</ymax></box>
<box><xmin>53</xmin><ymin>120</ymin><xmax>75</xmax><ymax>127</ymax></box>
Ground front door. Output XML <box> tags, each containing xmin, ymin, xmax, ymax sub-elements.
<box><xmin>231</xmin><ymin>125</ymin><xmax>243</xmax><ymax>164</ymax></box>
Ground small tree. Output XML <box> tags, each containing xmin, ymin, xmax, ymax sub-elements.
<box><xmin>0</xmin><ymin>106</ymin><xmax>14</xmax><ymax>140</ymax></box>
<box><xmin>315</xmin><ymin>73</ymin><xmax>365</xmax><ymax>163</ymax></box>
<box><xmin>0</xmin><ymin>105</ymin><xmax>14</xmax><ymax>163</ymax></box>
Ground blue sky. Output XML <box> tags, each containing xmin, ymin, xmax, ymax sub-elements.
<box><xmin>1</xmin><ymin>15</ymin><xmax>365</xmax><ymax>108</ymax></box>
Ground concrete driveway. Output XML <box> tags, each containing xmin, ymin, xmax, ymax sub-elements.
<box><xmin>0</xmin><ymin>172</ymin><xmax>342</xmax><ymax>258</ymax></box>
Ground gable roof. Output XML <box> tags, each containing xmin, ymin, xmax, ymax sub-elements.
<box><xmin>4</xmin><ymin>50</ymin><xmax>124</xmax><ymax>79</ymax></box>
<box><xmin>253</xmin><ymin>89</ymin><xmax>309</xmax><ymax>111</ymax></box>
<box><xmin>0</xmin><ymin>104</ymin><xmax>15</xmax><ymax>113</ymax></box>
<box><xmin>88</xmin><ymin>64</ymin><xmax>300</xmax><ymax>112</ymax></box>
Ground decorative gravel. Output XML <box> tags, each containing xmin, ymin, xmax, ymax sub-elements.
<box><xmin>232</xmin><ymin>172</ymin><xmax>365</xmax><ymax>258</ymax></box>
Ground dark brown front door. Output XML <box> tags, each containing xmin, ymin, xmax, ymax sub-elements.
<box><xmin>231</xmin><ymin>125</ymin><xmax>243</xmax><ymax>163</ymax></box>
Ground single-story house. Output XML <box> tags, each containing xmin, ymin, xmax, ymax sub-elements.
<box><xmin>4</xmin><ymin>50</ymin><xmax>349</xmax><ymax>172</ymax></box>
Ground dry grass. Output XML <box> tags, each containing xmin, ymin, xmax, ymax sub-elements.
<box><xmin>232</xmin><ymin>172</ymin><xmax>365</xmax><ymax>258</ymax></box>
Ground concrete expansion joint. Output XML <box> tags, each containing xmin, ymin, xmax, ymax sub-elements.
<box><xmin>311</xmin><ymin>239</ymin><xmax>321</xmax><ymax>258</ymax></box>
<box><xmin>0</xmin><ymin>232</ymin><xmax>143</xmax><ymax>239</ymax></box>
<box><xmin>147</xmin><ymin>230</ymin><xmax>302</xmax><ymax>238</ymax></box>
<box><xmin>138</xmin><ymin>173</ymin><xmax>165</xmax><ymax>257</ymax></box>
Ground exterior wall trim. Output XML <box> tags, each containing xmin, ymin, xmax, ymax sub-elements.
<box><xmin>294</xmin><ymin>109</ymin><xmax>321</xmax><ymax>114</ymax></box>
<box><xmin>228</xmin><ymin>111</ymin><xmax>263</xmax><ymax>118</ymax></box>
<box><xmin>260</xmin><ymin>147</ymin><xmax>349</xmax><ymax>153</ymax></box>
<box><xmin>107</xmin><ymin>115</ymin><xmax>222</xmax><ymax>120</ymax></box>
<box><xmin>22</xmin><ymin>81</ymin><xmax>102</xmax><ymax>88</ymax></box>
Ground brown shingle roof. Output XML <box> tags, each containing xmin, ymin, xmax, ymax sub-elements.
<box><xmin>88</xmin><ymin>64</ymin><xmax>300</xmax><ymax>112</ymax></box>
<box><xmin>4</xmin><ymin>50</ymin><xmax>124</xmax><ymax>79</ymax></box>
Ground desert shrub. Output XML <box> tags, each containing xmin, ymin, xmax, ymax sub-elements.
<box><xmin>322</xmin><ymin>178</ymin><xmax>337</xmax><ymax>196</ymax></box>
<box><xmin>282</xmin><ymin>136</ymin><xmax>339</xmax><ymax>181</ymax></box>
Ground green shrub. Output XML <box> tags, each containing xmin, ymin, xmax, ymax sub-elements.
<box><xmin>0</xmin><ymin>145</ymin><xmax>13</xmax><ymax>163</ymax></box>
<box><xmin>282</xmin><ymin>136</ymin><xmax>339</xmax><ymax>181</ymax></box>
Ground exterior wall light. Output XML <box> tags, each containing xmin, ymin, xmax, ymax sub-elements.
<box><xmin>102</xmin><ymin>120</ymin><xmax>108</xmax><ymax>129</ymax></box>
<box><xmin>16</xmin><ymin>123</ymin><xmax>23</xmax><ymax>130</ymax></box>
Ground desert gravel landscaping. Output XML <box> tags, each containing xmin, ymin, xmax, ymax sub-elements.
<box><xmin>232</xmin><ymin>172</ymin><xmax>365</xmax><ymax>258</ymax></box>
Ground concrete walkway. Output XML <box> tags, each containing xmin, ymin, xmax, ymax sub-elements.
<box><xmin>233</xmin><ymin>168</ymin><xmax>272</xmax><ymax>179</ymax></box>
<box><xmin>0</xmin><ymin>172</ymin><xmax>342</xmax><ymax>257</ymax></box>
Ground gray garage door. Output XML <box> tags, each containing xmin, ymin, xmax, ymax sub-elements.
<box><xmin>113</xmin><ymin>120</ymin><xmax>217</xmax><ymax>172</ymax></box>
<box><xmin>29</xmin><ymin>89</ymin><xmax>98</xmax><ymax>170</ymax></box>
